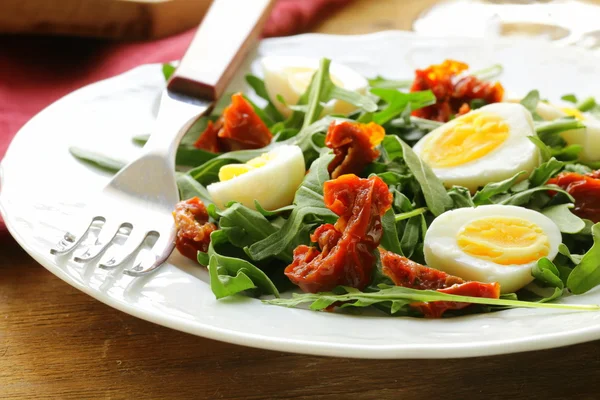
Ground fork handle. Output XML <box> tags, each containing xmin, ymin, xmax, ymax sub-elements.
<box><xmin>167</xmin><ymin>0</ymin><xmax>276</xmax><ymax>101</ymax></box>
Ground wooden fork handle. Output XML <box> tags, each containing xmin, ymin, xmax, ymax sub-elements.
<box><xmin>167</xmin><ymin>0</ymin><xmax>276</xmax><ymax>101</ymax></box>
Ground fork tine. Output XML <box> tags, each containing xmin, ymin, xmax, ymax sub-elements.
<box><xmin>98</xmin><ymin>229</ymin><xmax>149</xmax><ymax>270</ymax></box>
<box><xmin>123</xmin><ymin>230</ymin><xmax>176</xmax><ymax>276</ymax></box>
<box><xmin>73</xmin><ymin>221</ymin><xmax>130</xmax><ymax>263</ymax></box>
<box><xmin>50</xmin><ymin>217</ymin><xmax>103</xmax><ymax>255</ymax></box>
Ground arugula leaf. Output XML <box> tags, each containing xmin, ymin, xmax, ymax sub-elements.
<box><xmin>558</xmin><ymin>243</ymin><xmax>583</xmax><ymax>265</ymax></box>
<box><xmin>499</xmin><ymin>185</ymin><xmax>573</xmax><ymax>206</ymax></box>
<box><xmin>529</xmin><ymin>157</ymin><xmax>564</xmax><ymax>187</ymax></box>
<box><xmin>576</xmin><ymin>97</ymin><xmax>596</xmax><ymax>112</ymax></box>
<box><xmin>303</xmin><ymin>58</ymin><xmax>377</xmax><ymax>128</ymax></box>
<box><xmin>552</xmin><ymin>144</ymin><xmax>582</xmax><ymax>161</ymax></box>
<box><xmin>567</xmin><ymin>223</ymin><xmax>600</xmax><ymax>294</ymax></box>
<box><xmin>472</xmin><ymin>171</ymin><xmax>526</xmax><ymax>206</ymax></box>
<box><xmin>265</xmin><ymin>284</ymin><xmax>599</xmax><ymax>313</ymax></box>
<box><xmin>541</xmin><ymin>204</ymin><xmax>585</xmax><ymax>234</ymax></box>
<box><xmin>385</xmin><ymin>136</ymin><xmax>451</xmax><ymax>216</ymax></box>
<box><xmin>368</xmin><ymin>76</ymin><xmax>412</xmax><ymax>89</ymax></box>
<box><xmin>561</xmin><ymin>94</ymin><xmax>578</xmax><ymax>104</ymax></box>
<box><xmin>162</xmin><ymin>63</ymin><xmax>176</xmax><ymax>81</ymax></box>
<box><xmin>520</xmin><ymin>90</ymin><xmax>540</xmax><ymax>115</ymax></box>
<box><xmin>245</xmin><ymin>74</ymin><xmax>284</xmax><ymax>123</ymax></box>
<box><xmin>448</xmin><ymin>186</ymin><xmax>475</xmax><ymax>208</ymax></box>
<box><xmin>218</xmin><ymin>203</ymin><xmax>278</xmax><ymax>248</ymax></box>
<box><xmin>394</xmin><ymin>207</ymin><xmax>427</xmax><ymax>222</ymax></box>
<box><xmin>471</xmin><ymin>64</ymin><xmax>503</xmax><ymax>81</ymax></box>
<box><xmin>206</xmin><ymin>230</ymin><xmax>280</xmax><ymax>299</ymax></box>
<box><xmin>528</xmin><ymin>136</ymin><xmax>552</xmax><ymax>162</ymax></box>
<box><xmin>400</xmin><ymin>215</ymin><xmax>421</xmax><ymax>258</ymax></box>
<box><xmin>380</xmin><ymin>208</ymin><xmax>403</xmax><ymax>255</ymax></box>
<box><xmin>370</xmin><ymin>89</ymin><xmax>436</xmax><ymax>125</ymax></box>
<box><xmin>176</xmin><ymin>173</ymin><xmax>212</xmax><ymax>204</ymax></box>
<box><xmin>69</xmin><ymin>147</ymin><xmax>126</xmax><ymax>173</ymax></box>
<box><xmin>533</xmin><ymin>258</ymin><xmax>564</xmax><ymax>290</ymax></box>
<box><xmin>246</xmin><ymin>154</ymin><xmax>337</xmax><ymax>261</ymax></box>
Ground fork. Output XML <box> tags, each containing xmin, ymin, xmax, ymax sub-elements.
<box><xmin>50</xmin><ymin>0</ymin><xmax>276</xmax><ymax>276</ymax></box>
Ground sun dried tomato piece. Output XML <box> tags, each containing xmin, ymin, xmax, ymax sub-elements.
<box><xmin>325</xmin><ymin>121</ymin><xmax>385</xmax><ymax>178</ymax></box>
<box><xmin>172</xmin><ymin>197</ymin><xmax>217</xmax><ymax>262</ymax></box>
<box><xmin>193</xmin><ymin>120</ymin><xmax>222</xmax><ymax>153</ymax></box>
<box><xmin>285</xmin><ymin>175</ymin><xmax>393</xmax><ymax>293</ymax></box>
<box><xmin>379</xmin><ymin>249</ymin><xmax>500</xmax><ymax>318</ymax></box>
<box><xmin>548</xmin><ymin>171</ymin><xmax>600</xmax><ymax>222</ymax></box>
<box><xmin>380</xmin><ymin>249</ymin><xmax>464</xmax><ymax>290</ymax></box>
<box><xmin>410</xmin><ymin>59</ymin><xmax>504</xmax><ymax>122</ymax></box>
<box><xmin>194</xmin><ymin>93</ymin><xmax>272</xmax><ymax>152</ymax></box>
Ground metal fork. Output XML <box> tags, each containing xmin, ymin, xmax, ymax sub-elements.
<box><xmin>50</xmin><ymin>0</ymin><xmax>276</xmax><ymax>276</ymax></box>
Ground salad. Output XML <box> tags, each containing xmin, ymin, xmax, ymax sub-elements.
<box><xmin>72</xmin><ymin>57</ymin><xmax>600</xmax><ymax>318</ymax></box>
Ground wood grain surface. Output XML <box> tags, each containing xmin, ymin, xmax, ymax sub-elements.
<box><xmin>3</xmin><ymin>1</ymin><xmax>600</xmax><ymax>399</ymax></box>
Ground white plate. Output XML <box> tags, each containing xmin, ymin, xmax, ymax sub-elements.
<box><xmin>3</xmin><ymin>31</ymin><xmax>600</xmax><ymax>359</ymax></box>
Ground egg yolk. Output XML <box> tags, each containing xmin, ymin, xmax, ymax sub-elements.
<box><xmin>285</xmin><ymin>67</ymin><xmax>344</xmax><ymax>94</ymax></box>
<box><xmin>561</xmin><ymin>107</ymin><xmax>585</xmax><ymax>121</ymax></box>
<box><xmin>457</xmin><ymin>216</ymin><xmax>550</xmax><ymax>265</ymax></box>
<box><xmin>218</xmin><ymin>152</ymin><xmax>275</xmax><ymax>181</ymax></box>
<box><xmin>421</xmin><ymin>112</ymin><xmax>509</xmax><ymax>168</ymax></box>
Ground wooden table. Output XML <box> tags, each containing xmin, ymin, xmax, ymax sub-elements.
<box><xmin>3</xmin><ymin>1</ymin><xmax>600</xmax><ymax>398</ymax></box>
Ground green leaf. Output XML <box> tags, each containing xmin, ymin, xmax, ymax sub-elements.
<box><xmin>471</xmin><ymin>64</ymin><xmax>503</xmax><ymax>81</ymax></box>
<box><xmin>264</xmin><ymin>284</ymin><xmax>600</xmax><ymax>313</ymax></box>
<box><xmin>162</xmin><ymin>63</ymin><xmax>176</xmax><ymax>81</ymax></box>
<box><xmin>577</xmin><ymin>97</ymin><xmax>596</xmax><ymax>112</ymax></box>
<box><xmin>552</xmin><ymin>144</ymin><xmax>582</xmax><ymax>162</ymax></box>
<box><xmin>447</xmin><ymin>186</ymin><xmax>475</xmax><ymax>208</ymax></box>
<box><xmin>380</xmin><ymin>208</ymin><xmax>403</xmax><ymax>255</ymax></box>
<box><xmin>394</xmin><ymin>207</ymin><xmax>427</xmax><ymax>222</ymax></box>
<box><xmin>370</xmin><ymin>89</ymin><xmax>436</xmax><ymax>125</ymax></box>
<box><xmin>245</xmin><ymin>74</ymin><xmax>284</xmax><ymax>123</ymax></box>
<box><xmin>473</xmin><ymin>171</ymin><xmax>526</xmax><ymax>206</ymax></box>
<box><xmin>302</xmin><ymin>58</ymin><xmax>377</xmax><ymax>128</ymax></box>
<box><xmin>388</xmin><ymin>136</ymin><xmax>452</xmax><ymax>216</ymax></box>
<box><xmin>69</xmin><ymin>147</ymin><xmax>126</xmax><ymax>173</ymax></box>
<box><xmin>218</xmin><ymin>203</ymin><xmax>278</xmax><ymax>248</ymax></box>
<box><xmin>532</xmin><ymin>258</ymin><xmax>564</xmax><ymax>289</ymax></box>
<box><xmin>368</xmin><ymin>76</ymin><xmax>412</xmax><ymax>89</ymax></box>
<box><xmin>206</xmin><ymin>230</ymin><xmax>280</xmax><ymax>299</ymax></box>
<box><xmin>400</xmin><ymin>215</ymin><xmax>421</xmax><ymax>258</ymax></box>
<box><xmin>567</xmin><ymin>223</ymin><xmax>600</xmax><ymax>294</ymax></box>
<box><xmin>528</xmin><ymin>136</ymin><xmax>552</xmax><ymax>162</ymax></box>
<box><xmin>176</xmin><ymin>173</ymin><xmax>212</xmax><ymax>204</ymax></box>
<box><xmin>561</xmin><ymin>94</ymin><xmax>578</xmax><ymax>104</ymax></box>
<box><xmin>499</xmin><ymin>185</ymin><xmax>573</xmax><ymax>206</ymax></box>
<box><xmin>541</xmin><ymin>204</ymin><xmax>585</xmax><ymax>234</ymax></box>
<box><xmin>529</xmin><ymin>157</ymin><xmax>564</xmax><ymax>187</ymax></box>
<box><xmin>520</xmin><ymin>90</ymin><xmax>540</xmax><ymax>115</ymax></box>
<box><xmin>558</xmin><ymin>243</ymin><xmax>583</xmax><ymax>265</ymax></box>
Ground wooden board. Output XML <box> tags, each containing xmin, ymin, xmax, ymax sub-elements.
<box><xmin>0</xmin><ymin>0</ymin><xmax>212</xmax><ymax>40</ymax></box>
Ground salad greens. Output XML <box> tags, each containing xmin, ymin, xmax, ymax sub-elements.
<box><xmin>69</xmin><ymin>58</ymin><xmax>600</xmax><ymax>318</ymax></box>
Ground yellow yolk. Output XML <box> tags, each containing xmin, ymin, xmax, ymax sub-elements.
<box><xmin>421</xmin><ymin>112</ymin><xmax>510</xmax><ymax>168</ymax></box>
<box><xmin>218</xmin><ymin>152</ymin><xmax>276</xmax><ymax>182</ymax></box>
<box><xmin>286</xmin><ymin>67</ymin><xmax>344</xmax><ymax>94</ymax></box>
<box><xmin>561</xmin><ymin>107</ymin><xmax>585</xmax><ymax>121</ymax></box>
<box><xmin>457</xmin><ymin>216</ymin><xmax>550</xmax><ymax>265</ymax></box>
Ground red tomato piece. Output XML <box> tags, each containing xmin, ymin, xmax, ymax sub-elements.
<box><xmin>548</xmin><ymin>171</ymin><xmax>600</xmax><ymax>222</ymax></box>
<box><xmin>325</xmin><ymin>121</ymin><xmax>385</xmax><ymax>178</ymax></box>
<box><xmin>379</xmin><ymin>249</ymin><xmax>501</xmax><ymax>318</ymax></box>
<box><xmin>285</xmin><ymin>175</ymin><xmax>393</xmax><ymax>293</ymax></box>
<box><xmin>172</xmin><ymin>197</ymin><xmax>217</xmax><ymax>262</ymax></box>
<box><xmin>194</xmin><ymin>93</ymin><xmax>272</xmax><ymax>152</ymax></box>
<box><xmin>410</xmin><ymin>59</ymin><xmax>504</xmax><ymax>122</ymax></box>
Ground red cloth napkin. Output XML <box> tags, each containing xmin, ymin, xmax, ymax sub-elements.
<box><xmin>0</xmin><ymin>0</ymin><xmax>351</xmax><ymax>237</ymax></box>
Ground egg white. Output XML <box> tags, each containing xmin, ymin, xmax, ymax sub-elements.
<box><xmin>535</xmin><ymin>102</ymin><xmax>600</xmax><ymax>162</ymax></box>
<box><xmin>413</xmin><ymin>103</ymin><xmax>540</xmax><ymax>192</ymax></box>
<box><xmin>424</xmin><ymin>205</ymin><xmax>562</xmax><ymax>294</ymax></box>
<box><xmin>261</xmin><ymin>56</ymin><xmax>368</xmax><ymax>117</ymax></box>
<box><xmin>207</xmin><ymin>145</ymin><xmax>305</xmax><ymax>211</ymax></box>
